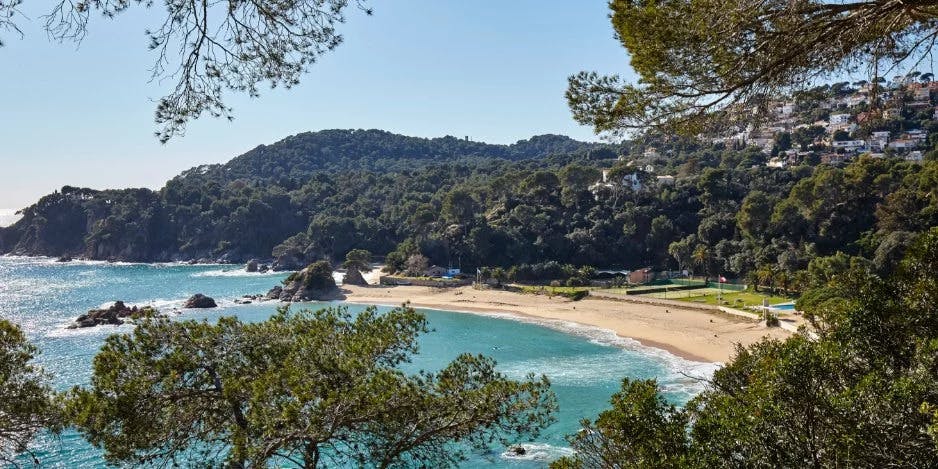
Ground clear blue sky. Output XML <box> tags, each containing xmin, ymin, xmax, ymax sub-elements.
<box><xmin>0</xmin><ymin>1</ymin><xmax>633</xmax><ymax>209</ymax></box>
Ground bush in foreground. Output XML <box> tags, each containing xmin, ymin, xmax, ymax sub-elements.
<box><xmin>67</xmin><ymin>305</ymin><xmax>556</xmax><ymax>468</ymax></box>
<box><xmin>554</xmin><ymin>228</ymin><xmax>938</xmax><ymax>468</ymax></box>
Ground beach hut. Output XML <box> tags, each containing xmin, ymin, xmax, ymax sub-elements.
<box><xmin>425</xmin><ymin>265</ymin><xmax>446</xmax><ymax>278</ymax></box>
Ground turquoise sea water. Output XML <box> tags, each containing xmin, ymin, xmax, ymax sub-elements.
<box><xmin>0</xmin><ymin>256</ymin><xmax>717</xmax><ymax>467</ymax></box>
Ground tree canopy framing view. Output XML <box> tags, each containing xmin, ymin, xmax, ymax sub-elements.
<box><xmin>0</xmin><ymin>0</ymin><xmax>369</xmax><ymax>142</ymax></box>
<box><xmin>568</xmin><ymin>0</ymin><xmax>938</xmax><ymax>135</ymax></box>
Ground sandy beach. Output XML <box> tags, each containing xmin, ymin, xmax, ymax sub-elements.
<box><xmin>342</xmin><ymin>283</ymin><xmax>792</xmax><ymax>363</ymax></box>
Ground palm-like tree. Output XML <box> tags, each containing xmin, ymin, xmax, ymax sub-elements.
<box><xmin>774</xmin><ymin>270</ymin><xmax>791</xmax><ymax>295</ymax></box>
<box><xmin>692</xmin><ymin>245</ymin><xmax>710</xmax><ymax>276</ymax></box>
<box><xmin>755</xmin><ymin>265</ymin><xmax>777</xmax><ymax>293</ymax></box>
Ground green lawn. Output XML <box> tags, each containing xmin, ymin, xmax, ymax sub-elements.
<box><xmin>640</xmin><ymin>287</ymin><xmax>725</xmax><ymax>299</ymax></box>
<box><xmin>514</xmin><ymin>283</ymin><xmax>795</xmax><ymax>309</ymax></box>
<box><xmin>671</xmin><ymin>290</ymin><xmax>795</xmax><ymax>309</ymax></box>
<box><xmin>597</xmin><ymin>281</ymin><xmax>708</xmax><ymax>295</ymax></box>
<box><xmin>517</xmin><ymin>285</ymin><xmax>590</xmax><ymax>295</ymax></box>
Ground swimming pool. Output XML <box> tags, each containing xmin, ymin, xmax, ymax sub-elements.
<box><xmin>770</xmin><ymin>302</ymin><xmax>796</xmax><ymax>311</ymax></box>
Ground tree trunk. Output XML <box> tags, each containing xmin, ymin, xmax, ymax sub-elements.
<box><xmin>304</xmin><ymin>442</ymin><xmax>320</xmax><ymax>469</ymax></box>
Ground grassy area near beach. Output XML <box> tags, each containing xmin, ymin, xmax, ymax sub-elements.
<box><xmin>671</xmin><ymin>290</ymin><xmax>794</xmax><ymax>308</ymax></box>
<box><xmin>593</xmin><ymin>282</ymin><xmax>796</xmax><ymax>310</ymax></box>
<box><xmin>515</xmin><ymin>281</ymin><xmax>796</xmax><ymax>310</ymax></box>
<box><xmin>517</xmin><ymin>285</ymin><xmax>590</xmax><ymax>295</ymax></box>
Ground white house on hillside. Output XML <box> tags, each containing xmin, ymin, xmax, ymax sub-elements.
<box><xmin>830</xmin><ymin>113</ymin><xmax>852</xmax><ymax>125</ymax></box>
<box><xmin>590</xmin><ymin>169</ymin><xmax>646</xmax><ymax>197</ymax></box>
<box><xmin>847</xmin><ymin>95</ymin><xmax>867</xmax><ymax>107</ymax></box>
<box><xmin>656</xmin><ymin>175</ymin><xmax>675</xmax><ymax>185</ymax></box>
<box><xmin>889</xmin><ymin>139</ymin><xmax>916</xmax><ymax>150</ymax></box>
<box><xmin>831</xmin><ymin>140</ymin><xmax>866</xmax><ymax>151</ymax></box>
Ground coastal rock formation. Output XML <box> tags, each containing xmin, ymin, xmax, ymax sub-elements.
<box><xmin>507</xmin><ymin>446</ymin><xmax>527</xmax><ymax>456</ymax></box>
<box><xmin>246</xmin><ymin>259</ymin><xmax>259</xmax><ymax>272</ymax></box>
<box><xmin>342</xmin><ymin>268</ymin><xmax>368</xmax><ymax>286</ymax></box>
<box><xmin>184</xmin><ymin>294</ymin><xmax>217</xmax><ymax>308</ymax></box>
<box><xmin>276</xmin><ymin>261</ymin><xmax>339</xmax><ymax>301</ymax></box>
<box><xmin>56</xmin><ymin>255</ymin><xmax>73</xmax><ymax>262</ymax></box>
<box><xmin>69</xmin><ymin>301</ymin><xmax>159</xmax><ymax>328</ymax></box>
<box><xmin>234</xmin><ymin>294</ymin><xmax>263</xmax><ymax>305</ymax></box>
<box><xmin>272</xmin><ymin>254</ymin><xmax>306</xmax><ymax>272</ymax></box>
<box><xmin>266</xmin><ymin>286</ymin><xmax>283</xmax><ymax>300</ymax></box>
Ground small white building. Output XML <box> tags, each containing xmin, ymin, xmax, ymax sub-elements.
<box><xmin>831</xmin><ymin>140</ymin><xmax>867</xmax><ymax>151</ymax></box>
<box><xmin>590</xmin><ymin>170</ymin><xmax>644</xmax><ymax>196</ymax></box>
<box><xmin>656</xmin><ymin>175</ymin><xmax>675</xmax><ymax>186</ymax></box>
<box><xmin>847</xmin><ymin>95</ymin><xmax>867</xmax><ymax>107</ymax></box>
<box><xmin>777</xmin><ymin>103</ymin><xmax>795</xmax><ymax>116</ymax></box>
<box><xmin>830</xmin><ymin>113</ymin><xmax>852</xmax><ymax>125</ymax></box>
<box><xmin>884</xmin><ymin>108</ymin><xmax>902</xmax><ymax>119</ymax></box>
<box><xmin>907</xmin><ymin>151</ymin><xmax>924</xmax><ymax>162</ymax></box>
<box><xmin>889</xmin><ymin>139</ymin><xmax>916</xmax><ymax>150</ymax></box>
<box><xmin>766</xmin><ymin>158</ymin><xmax>787</xmax><ymax>168</ymax></box>
<box><xmin>622</xmin><ymin>173</ymin><xmax>643</xmax><ymax>191</ymax></box>
<box><xmin>870</xmin><ymin>131</ymin><xmax>890</xmax><ymax>151</ymax></box>
<box><xmin>907</xmin><ymin>129</ymin><xmax>927</xmax><ymax>142</ymax></box>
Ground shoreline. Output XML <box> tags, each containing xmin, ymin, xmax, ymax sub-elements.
<box><xmin>2</xmin><ymin>256</ymin><xmax>791</xmax><ymax>363</ymax></box>
<box><xmin>341</xmin><ymin>284</ymin><xmax>792</xmax><ymax>363</ymax></box>
<box><xmin>343</xmin><ymin>298</ymin><xmax>716</xmax><ymax>363</ymax></box>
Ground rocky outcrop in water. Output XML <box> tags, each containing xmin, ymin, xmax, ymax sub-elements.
<box><xmin>184</xmin><ymin>294</ymin><xmax>217</xmax><ymax>308</ymax></box>
<box><xmin>69</xmin><ymin>301</ymin><xmax>159</xmax><ymax>328</ymax></box>
<box><xmin>272</xmin><ymin>261</ymin><xmax>340</xmax><ymax>301</ymax></box>
<box><xmin>246</xmin><ymin>260</ymin><xmax>259</xmax><ymax>272</ymax></box>
<box><xmin>234</xmin><ymin>294</ymin><xmax>264</xmax><ymax>304</ymax></box>
<box><xmin>265</xmin><ymin>286</ymin><xmax>283</xmax><ymax>300</ymax></box>
<box><xmin>507</xmin><ymin>446</ymin><xmax>527</xmax><ymax>456</ymax></box>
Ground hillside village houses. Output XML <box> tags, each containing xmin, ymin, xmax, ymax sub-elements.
<box><xmin>589</xmin><ymin>165</ymin><xmax>677</xmax><ymax>198</ymax></box>
<box><xmin>722</xmin><ymin>76</ymin><xmax>938</xmax><ymax>167</ymax></box>
<box><xmin>829</xmin><ymin>113</ymin><xmax>852</xmax><ymax>125</ymax></box>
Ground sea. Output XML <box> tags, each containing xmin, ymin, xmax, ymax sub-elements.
<box><xmin>0</xmin><ymin>256</ymin><xmax>718</xmax><ymax>467</ymax></box>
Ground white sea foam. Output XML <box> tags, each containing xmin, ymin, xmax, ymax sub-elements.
<box><xmin>0</xmin><ymin>255</ymin><xmax>226</xmax><ymax>268</ymax></box>
<box><xmin>47</xmin><ymin>296</ymin><xmax>257</xmax><ymax>337</ymax></box>
<box><xmin>500</xmin><ymin>443</ymin><xmax>574</xmax><ymax>462</ymax></box>
<box><xmin>190</xmin><ymin>268</ymin><xmax>285</xmax><ymax>278</ymax></box>
<box><xmin>45</xmin><ymin>320</ymin><xmax>136</xmax><ymax>338</ymax></box>
<box><xmin>96</xmin><ymin>298</ymin><xmax>189</xmax><ymax>311</ymax></box>
<box><xmin>421</xmin><ymin>307</ymin><xmax>719</xmax><ymax>395</ymax></box>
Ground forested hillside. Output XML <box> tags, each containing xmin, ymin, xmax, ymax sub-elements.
<box><xmin>2</xmin><ymin>128</ymin><xmax>936</xmax><ymax>288</ymax></box>
<box><xmin>0</xmin><ymin>130</ymin><xmax>608</xmax><ymax>265</ymax></box>
<box><xmin>217</xmin><ymin>129</ymin><xmax>601</xmax><ymax>180</ymax></box>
